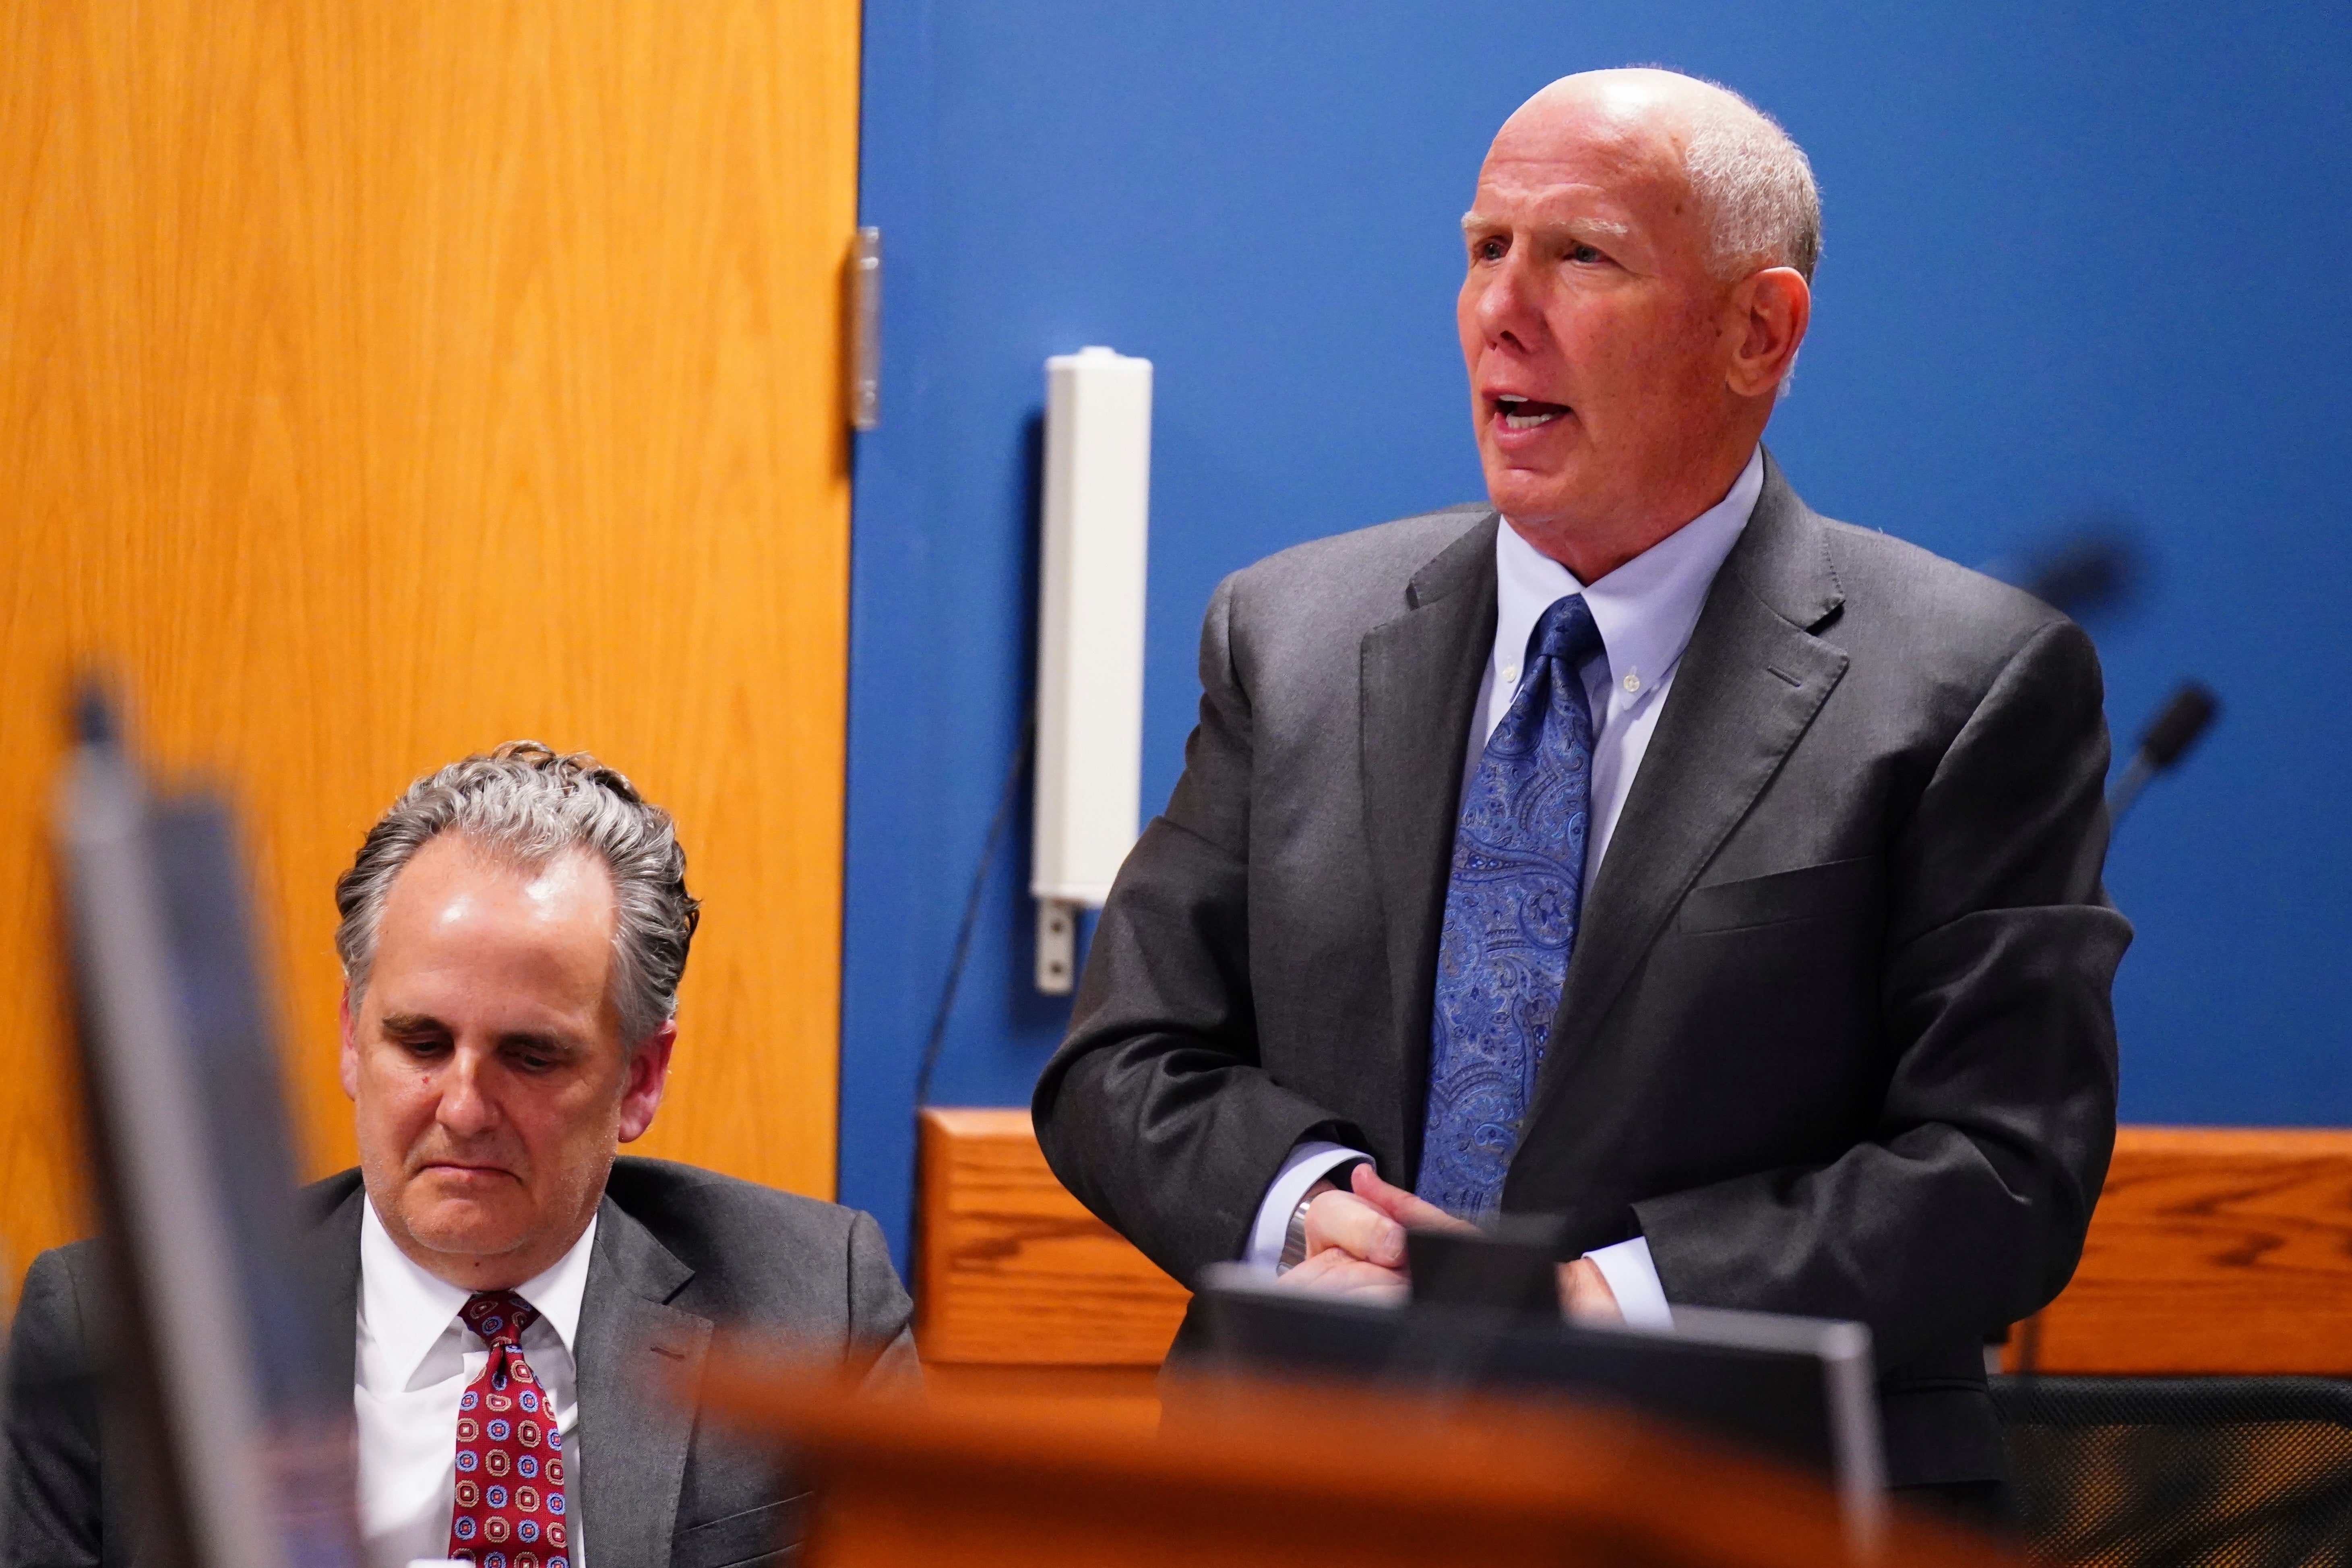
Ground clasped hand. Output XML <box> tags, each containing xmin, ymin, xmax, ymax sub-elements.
<box><xmin>1275</xmin><ymin>1164</ymin><xmax>1622</xmax><ymax>1321</ymax></box>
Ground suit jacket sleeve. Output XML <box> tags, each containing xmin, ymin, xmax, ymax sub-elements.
<box><xmin>1033</xmin><ymin>574</ymin><xmax>1366</xmax><ymax>1285</ymax></box>
<box><xmin>1637</xmin><ymin>618</ymin><xmax>2129</xmax><ymax>1361</ymax></box>
<box><xmin>5</xmin><ymin>1248</ymin><xmax>104</xmax><ymax>1568</ymax></box>
<box><xmin>844</xmin><ymin>1211</ymin><xmax>921</xmax><ymax>1393</ymax></box>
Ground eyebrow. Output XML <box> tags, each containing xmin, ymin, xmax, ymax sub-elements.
<box><xmin>377</xmin><ymin>1013</ymin><xmax>589</xmax><ymax>1057</ymax></box>
<box><xmin>1461</xmin><ymin>211</ymin><xmax>1633</xmax><ymax>239</ymax></box>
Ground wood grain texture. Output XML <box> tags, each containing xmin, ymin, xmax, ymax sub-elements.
<box><xmin>0</xmin><ymin>1</ymin><xmax>861</xmax><ymax>1266</ymax></box>
<box><xmin>914</xmin><ymin>1118</ymin><xmax>2352</xmax><ymax>1378</ymax></box>
<box><xmin>706</xmin><ymin>1363</ymin><xmax>2009</xmax><ymax>1568</ymax></box>
<box><xmin>917</xmin><ymin>1108</ymin><xmax>1192</xmax><ymax>1366</ymax></box>
<box><xmin>2015</xmin><ymin>1126</ymin><xmax>2352</xmax><ymax>1374</ymax></box>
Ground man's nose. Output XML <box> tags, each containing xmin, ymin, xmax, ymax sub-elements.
<box><xmin>1474</xmin><ymin>248</ymin><xmax>1542</xmax><ymax>349</ymax></box>
<box><xmin>436</xmin><ymin>1048</ymin><xmax>500</xmax><ymax>1135</ymax></box>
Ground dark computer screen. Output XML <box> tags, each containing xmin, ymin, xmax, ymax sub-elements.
<box><xmin>56</xmin><ymin>699</ymin><xmax>360</xmax><ymax>1568</ymax></box>
<box><xmin>1196</xmin><ymin>1259</ymin><xmax>1885</xmax><ymax>1542</ymax></box>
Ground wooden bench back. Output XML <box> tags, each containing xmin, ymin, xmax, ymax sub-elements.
<box><xmin>2014</xmin><ymin>1126</ymin><xmax>2352</xmax><ymax>1374</ymax></box>
<box><xmin>915</xmin><ymin>1107</ymin><xmax>1188</xmax><ymax>1366</ymax></box>
<box><xmin>915</xmin><ymin>1111</ymin><xmax>2352</xmax><ymax>1376</ymax></box>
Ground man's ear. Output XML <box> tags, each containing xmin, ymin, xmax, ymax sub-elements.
<box><xmin>1725</xmin><ymin>266</ymin><xmax>1811</xmax><ymax>400</ymax></box>
<box><xmin>338</xmin><ymin>986</ymin><xmax>361</xmax><ymax>1101</ymax></box>
<box><xmin>616</xmin><ymin>1020</ymin><xmax>677</xmax><ymax>1144</ymax></box>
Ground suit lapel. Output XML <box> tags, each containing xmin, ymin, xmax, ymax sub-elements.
<box><xmin>1521</xmin><ymin>454</ymin><xmax>1850</xmax><ymax>1139</ymax></box>
<box><xmin>575</xmin><ymin>1193</ymin><xmax>710</xmax><ymax>1568</ymax></box>
<box><xmin>1360</xmin><ymin>512</ymin><xmax>1499</xmax><ymax>1179</ymax></box>
<box><xmin>314</xmin><ymin>1176</ymin><xmax>364</xmax><ymax>1390</ymax></box>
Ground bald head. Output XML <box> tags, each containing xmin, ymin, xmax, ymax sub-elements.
<box><xmin>1502</xmin><ymin>70</ymin><xmax>1820</xmax><ymax>283</ymax></box>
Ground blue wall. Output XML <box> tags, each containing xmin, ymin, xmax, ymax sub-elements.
<box><xmin>842</xmin><ymin>0</ymin><xmax>2352</xmax><ymax>1267</ymax></box>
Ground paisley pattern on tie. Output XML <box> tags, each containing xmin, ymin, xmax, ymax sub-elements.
<box><xmin>1417</xmin><ymin>593</ymin><xmax>1604</xmax><ymax>1217</ymax></box>
<box><xmin>447</xmin><ymin>1291</ymin><xmax>569</xmax><ymax>1568</ymax></box>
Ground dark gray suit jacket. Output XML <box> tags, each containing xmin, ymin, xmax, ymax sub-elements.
<box><xmin>3</xmin><ymin>1156</ymin><xmax>918</xmax><ymax>1568</ymax></box>
<box><xmin>1033</xmin><ymin>454</ymin><xmax>2129</xmax><ymax>1488</ymax></box>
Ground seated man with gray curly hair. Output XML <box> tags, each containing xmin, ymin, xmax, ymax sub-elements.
<box><xmin>8</xmin><ymin>742</ymin><xmax>916</xmax><ymax>1568</ymax></box>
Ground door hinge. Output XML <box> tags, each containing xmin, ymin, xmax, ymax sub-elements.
<box><xmin>849</xmin><ymin>226</ymin><xmax>881</xmax><ymax>430</ymax></box>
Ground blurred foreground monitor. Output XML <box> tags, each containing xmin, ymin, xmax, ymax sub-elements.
<box><xmin>52</xmin><ymin>692</ymin><xmax>360</xmax><ymax>1568</ymax></box>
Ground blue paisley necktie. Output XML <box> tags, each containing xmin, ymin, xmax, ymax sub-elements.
<box><xmin>1417</xmin><ymin>592</ymin><xmax>1604</xmax><ymax>1217</ymax></box>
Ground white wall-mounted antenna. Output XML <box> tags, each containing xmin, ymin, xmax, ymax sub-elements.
<box><xmin>1030</xmin><ymin>346</ymin><xmax>1151</xmax><ymax>993</ymax></box>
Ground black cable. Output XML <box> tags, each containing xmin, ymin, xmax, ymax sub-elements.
<box><xmin>912</xmin><ymin>707</ymin><xmax>1035</xmax><ymax>1110</ymax></box>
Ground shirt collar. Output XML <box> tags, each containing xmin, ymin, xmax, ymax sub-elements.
<box><xmin>1494</xmin><ymin>445</ymin><xmax>1763</xmax><ymax>701</ymax></box>
<box><xmin>360</xmin><ymin>1194</ymin><xmax>600</xmax><ymax>1388</ymax></box>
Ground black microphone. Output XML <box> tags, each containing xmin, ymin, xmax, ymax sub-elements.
<box><xmin>1998</xmin><ymin>514</ymin><xmax>2149</xmax><ymax>626</ymax></box>
<box><xmin>2109</xmin><ymin>681</ymin><xmax>2219</xmax><ymax>826</ymax></box>
<box><xmin>71</xmin><ymin>677</ymin><xmax>120</xmax><ymax>748</ymax></box>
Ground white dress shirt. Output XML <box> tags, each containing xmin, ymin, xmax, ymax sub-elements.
<box><xmin>356</xmin><ymin>1200</ymin><xmax>596</xmax><ymax>1568</ymax></box>
<box><xmin>1244</xmin><ymin>447</ymin><xmax>1765</xmax><ymax>1330</ymax></box>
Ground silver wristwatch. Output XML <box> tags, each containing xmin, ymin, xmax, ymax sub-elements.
<box><xmin>1277</xmin><ymin>1191</ymin><xmax>1319</xmax><ymax>1273</ymax></box>
<box><xmin>1277</xmin><ymin>1161</ymin><xmax>1368</xmax><ymax>1273</ymax></box>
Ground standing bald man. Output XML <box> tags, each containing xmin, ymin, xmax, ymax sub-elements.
<box><xmin>1034</xmin><ymin>69</ymin><xmax>2127</xmax><ymax>1509</ymax></box>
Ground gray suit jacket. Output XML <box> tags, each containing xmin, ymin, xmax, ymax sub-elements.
<box><xmin>1033</xmin><ymin>453</ymin><xmax>2129</xmax><ymax>1488</ymax></box>
<box><xmin>3</xmin><ymin>1156</ymin><xmax>918</xmax><ymax>1568</ymax></box>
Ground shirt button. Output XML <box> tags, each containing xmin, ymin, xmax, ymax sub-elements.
<box><xmin>1622</xmin><ymin>670</ymin><xmax>1642</xmax><ymax>693</ymax></box>
<box><xmin>1502</xmin><ymin>664</ymin><xmax>1519</xmax><ymax>684</ymax></box>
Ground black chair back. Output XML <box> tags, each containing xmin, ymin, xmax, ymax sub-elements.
<box><xmin>1994</xmin><ymin>1375</ymin><xmax>2352</xmax><ymax>1566</ymax></box>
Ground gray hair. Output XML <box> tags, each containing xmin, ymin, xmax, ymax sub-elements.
<box><xmin>1681</xmin><ymin>82</ymin><xmax>1822</xmax><ymax>284</ymax></box>
<box><xmin>334</xmin><ymin>741</ymin><xmax>701</xmax><ymax>1046</ymax></box>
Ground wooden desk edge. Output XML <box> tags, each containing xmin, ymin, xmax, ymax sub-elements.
<box><xmin>920</xmin><ymin>1106</ymin><xmax>1036</xmax><ymax>1139</ymax></box>
<box><xmin>2110</xmin><ymin>1125</ymin><xmax>2352</xmax><ymax>1157</ymax></box>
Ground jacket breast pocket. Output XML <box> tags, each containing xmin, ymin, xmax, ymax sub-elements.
<box><xmin>1675</xmin><ymin>855</ymin><xmax>1882</xmax><ymax>935</ymax></box>
<box><xmin>672</xmin><ymin>1493</ymin><xmax>809</xmax><ymax>1568</ymax></box>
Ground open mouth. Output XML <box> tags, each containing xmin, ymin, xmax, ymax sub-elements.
<box><xmin>1492</xmin><ymin>394</ymin><xmax>1570</xmax><ymax>431</ymax></box>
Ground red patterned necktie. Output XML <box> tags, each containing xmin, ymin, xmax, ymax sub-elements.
<box><xmin>446</xmin><ymin>1291</ymin><xmax>570</xmax><ymax>1568</ymax></box>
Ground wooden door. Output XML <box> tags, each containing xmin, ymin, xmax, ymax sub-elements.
<box><xmin>0</xmin><ymin>1</ymin><xmax>861</xmax><ymax>1269</ymax></box>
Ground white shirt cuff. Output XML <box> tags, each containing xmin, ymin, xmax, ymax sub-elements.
<box><xmin>1585</xmin><ymin>1235</ymin><xmax>1672</xmax><ymax>1328</ymax></box>
<box><xmin>1242</xmin><ymin>1141</ymin><xmax>1372</xmax><ymax>1268</ymax></box>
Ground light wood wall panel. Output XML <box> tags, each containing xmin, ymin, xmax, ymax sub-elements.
<box><xmin>0</xmin><ymin>1</ymin><xmax>862</xmax><ymax>1267</ymax></box>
